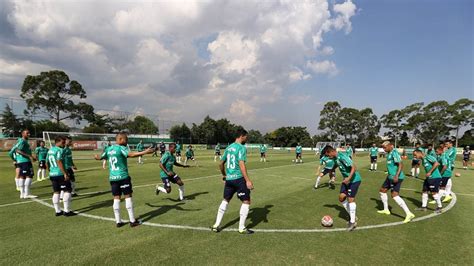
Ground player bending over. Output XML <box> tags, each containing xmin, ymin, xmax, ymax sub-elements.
<box><xmin>295</xmin><ymin>143</ymin><xmax>303</xmax><ymax>163</ymax></box>
<box><xmin>429</xmin><ymin>145</ymin><xmax>453</xmax><ymax>204</ymax></box>
<box><xmin>369</xmin><ymin>143</ymin><xmax>378</xmax><ymax>171</ymax></box>
<box><xmin>184</xmin><ymin>145</ymin><xmax>197</xmax><ymax>166</ymax></box>
<box><xmin>315</xmin><ymin>151</ymin><xmax>336</xmax><ymax>189</ymax></box>
<box><xmin>376</xmin><ymin>141</ymin><xmax>415</xmax><ymax>223</ymax></box>
<box><xmin>259</xmin><ymin>144</ymin><xmax>267</xmax><ymax>162</ymax></box>
<box><xmin>413</xmin><ymin>149</ymin><xmax>443</xmax><ymax>214</ymax></box>
<box><xmin>47</xmin><ymin>136</ymin><xmax>75</xmax><ymax>216</ymax></box>
<box><xmin>155</xmin><ymin>143</ymin><xmax>190</xmax><ymax>201</ymax></box>
<box><xmin>14</xmin><ymin>129</ymin><xmax>37</xmax><ymax>199</ymax></box>
<box><xmin>463</xmin><ymin>146</ymin><xmax>470</xmax><ymax>170</ymax></box>
<box><xmin>35</xmin><ymin>140</ymin><xmax>49</xmax><ymax>181</ymax></box>
<box><xmin>94</xmin><ymin>133</ymin><xmax>154</xmax><ymax>227</ymax></box>
<box><xmin>211</xmin><ymin>129</ymin><xmax>254</xmax><ymax>234</ymax></box>
<box><xmin>325</xmin><ymin>146</ymin><xmax>361</xmax><ymax>231</ymax></box>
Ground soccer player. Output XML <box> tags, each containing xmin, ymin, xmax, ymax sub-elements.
<box><xmin>159</xmin><ymin>141</ymin><xmax>166</xmax><ymax>157</ymax></box>
<box><xmin>295</xmin><ymin>143</ymin><xmax>303</xmax><ymax>163</ymax></box>
<box><xmin>94</xmin><ymin>133</ymin><xmax>154</xmax><ymax>227</ymax></box>
<box><xmin>436</xmin><ymin>145</ymin><xmax>453</xmax><ymax>203</ymax></box>
<box><xmin>463</xmin><ymin>146</ymin><xmax>471</xmax><ymax>170</ymax></box>
<box><xmin>315</xmin><ymin>154</ymin><xmax>336</xmax><ymax>189</ymax></box>
<box><xmin>184</xmin><ymin>145</ymin><xmax>197</xmax><ymax>166</ymax></box>
<box><xmin>9</xmin><ymin>141</ymin><xmax>21</xmax><ymax>191</ymax></box>
<box><xmin>444</xmin><ymin>140</ymin><xmax>456</xmax><ymax>198</ymax></box>
<box><xmin>35</xmin><ymin>140</ymin><xmax>49</xmax><ymax>181</ymax></box>
<box><xmin>47</xmin><ymin>136</ymin><xmax>75</xmax><ymax>216</ymax></box>
<box><xmin>426</xmin><ymin>144</ymin><xmax>436</xmax><ymax>157</ymax></box>
<box><xmin>377</xmin><ymin>141</ymin><xmax>415</xmax><ymax>223</ymax></box>
<box><xmin>413</xmin><ymin>148</ymin><xmax>443</xmax><ymax>213</ymax></box>
<box><xmin>136</xmin><ymin>140</ymin><xmax>144</xmax><ymax>164</ymax></box>
<box><xmin>214</xmin><ymin>143</ymin><xmax>221</xmax><ymax>162</ymax></box>
<box><xmin>260</xmin><ymin>144</ymin><xmax>267</xmax><ymax>162</ymax></box>
<box><xmin>63</xmin><ymin>137</ymin><xmax>78</xmax><ymax>197</ymax></box>
<box><xmin>211</xmin><ymin>129</ymin><xmax>254</xmax><ymax>234</ymax></box>
<box><xmin>151</xmin><ymin>142</ymin><xmax>159</xmax><ymax>157</ymax></box>
<box><xmin>324</xmin><ymin>146</ymin><xmax>361</xmax><ymax>231</ymax></box>
<box><xmin>369</xmin><ymin>143</ymin><xmax>378</xmax><ymax>171</ymax></box>
<box><xmin>176</xmin><ymin>141</ymin><xmax>182</xmax><ymax>163</ymax></box>
<box><xmin>14</xmin><ymin>129</ymin><xmax>37</xmax><ymax>199</ymax></box>
<box><xmin>345</xmin><ymin>144</ymin><xmax>354</xmax><ymax>159</ymax></box>
<box><xmin>155</xmin><ymin>143</ymin><xmax>190</xmax><ymax>201</ymax></box>
<box><xmin>410</xmin><ymin>143</ymin><xmax>422</xmax><ymax>178</ymax></box>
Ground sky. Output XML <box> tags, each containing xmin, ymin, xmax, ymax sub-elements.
<box><xmin>0</xmin><ymin>0</ymin><xmax>472</xmax><ymax>134</ymax></box>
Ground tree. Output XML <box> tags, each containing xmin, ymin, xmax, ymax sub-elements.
<box><xmin>0</xmin><ymin>104</ymin><xmax>21</xmax><ymax>137</ymax></box>
<box><xmin>20</xmin><ymin>70</ymin><xmax>95</xmax><ymax>125</ymax></box>
<box><xmin>318</xmin><ymin>101</ymin><xmax>342</xmax><ymax>141</ymax></box>
<box><xmin>247</xmin><ymin>129</ymin><xmax>265</xmax><ymax>143</ymax></box>
<box><xmin>458</xmin><ymin>130</ymin><xmax>473</xmax><ymax>147</ymax></box>
<box><xmin>83</xmin><ymin>114</ymin><xmax>114</xmax><ymax>133</ymax></box>
<box><xmin>355</xmin><ymin>108</ymin><xmax>380</xmax><ymax>148</ymax></box>
<box><xmin>264</xmin><ymin>127</ymin><xmax>312</xmax><ymax>147</ymax></box>
<box><xmin>170</xmin><ymin>123</ymin><xmax>191</xmax><ymax>143</ymax></box>
<box><xmin>381</xmin><ymin>109</ymin><xmax>405</xmax><ymax>147</ymax></box>
<box><xmin>447</xmin><ymin>98</ymin><xmax>474</xmax><ymax>147</ymax></box>
<box><xmin>124</xmin><ymin>116</ymin><xmax>158</xmax><ymax>134</ymax></box>
<box><xmin>338</xmin><ymin>107</ymin><xmax>360</xmax><ymax>144</ymax></box>
<box><xmin>417</xmin><ymin>101</ymin><xmax>451</xmax><ymax>145</ymax></box>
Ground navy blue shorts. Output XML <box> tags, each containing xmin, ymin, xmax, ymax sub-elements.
<box><xmin>422</xmin><ymin>178</ymin><xmax>441</xmax><ymax>193</ymax></box>
<box><xmin>296</xmin><ymin>153</ymin><xmax>302</xmax><ymax>158</ymax></box>
<box><xmin>321</xmin><ymin>168</ymin><xmax>334</xmax><ymax>176</ymax></box>
<box><xmin>440</xmin><ymin>176</ymin><xmax>451</xmax><ymax>187</ymax></box>
<box><xmin>412</xmin><ymin>159</ymin><xmax>420</xmax><ymax>166</ymax></box>
<box><xmin>340</xmin><ymin>181</ymin><xmax>361</xmax><ymax>198</ymax></box>
<box><xmin>260</xmin><ymin>152</ymin><xmax>266</xmax><ymax>157</ymax></box>
<box><xmin>176</xmin><ymin>151</ymin><xmax>181</xmax><ymax>156</ymax></box>
<box><xmin>110</xmin><ymin>177</ymin><xmax>133</xmax><ymax>196</ymax></box>
<box><xmin>18</xmin><ymin>162</ymin><xmax>34</xmax><ymax>178</ymax></box>
<box><xmin>464</xmin><ymin>157</ymin><xmax>469</xmax><ymax>162</ymax></box>
<box><xmin>50</xmin><ymin>175</ymin><xmax>72</xmax><ymax>193</ymax></box>
<box><xmin>162</xmin><ymin>175</ymin><xmax>181</xmax><ymax>191</ymax></box>
<box><xmin>215</xmin><ymin>151</ymin><xmax>221</xmax><ymax>156</ymax></box>
<box><xmin>370</xmin><ymin>156</ymin><xmax>377</xmax><ymax>163</ymax></box>
<box><xmin>381</xmin><ymin>177</ymin><xmax>403</xmax><ymax>193</ymax></box>
<box><xmin>39</xmin><ymin>160</ymin><xmax>47</xmax><ymax>169</ymax></box>
<box><xmin>223</xmin><ymin>178</ymin><xmax>251</xmax><ymax>202</ymax></box>
<box><xmin>66</xmin><ymin>168</ymin><xmax>76</xmax><ymax>182</ymax></box>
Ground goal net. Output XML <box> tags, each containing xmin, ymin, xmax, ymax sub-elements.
<box><xmin>315</xmin><ymin>142</ymin><xmax>342</xmax><ymax>154</ymax></box>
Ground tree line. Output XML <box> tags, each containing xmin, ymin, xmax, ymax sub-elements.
<box><xmin>0</xmin><ymin>70</ymin><xmax>472</xmax><ymax>147</ymax></box>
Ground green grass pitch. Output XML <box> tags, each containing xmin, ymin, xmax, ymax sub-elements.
<box><xmin>1</xmin><ymin>149</ymin><xmax>473</xmax><ymax>264</ymax></box>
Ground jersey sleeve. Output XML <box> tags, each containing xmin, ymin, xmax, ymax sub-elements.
<box><xmin>100</xmin><ymin>150</ymin><xmax>108</xmax><ymax>160</ymax></box>
<box><xmin>120</xmin><ymin>146</ymin><xmax>130</xmax><ymax>157</ymax></box>
<box><xmin>338</xmin><ymin>153</ymin><xmax>352</xmax><ymax>167</ymax></box>
<box><xmin>221</xmin><ymin>149</ymin><xmax>227</xmax><ymax>162</ymax></box>
<box><xmin>392</xmin><ymin>151</ymin><xmax>401</xmax><ymax>164</ymax></box>
<box><xmin>56</xmin><ymin>149</ymin><xmax>63</xmax><ymax>161</ymax></box>
<box><xmin>426</xmin><ymin>155</ymin><xmax>437</xmax><ymax>164</ymax></box>
<box><xmin>160</xmin><ymin>153</ymin><xmax>169</xmax><ymax>164</ymax></box>
<box><xmin>237</xmin><ymin>146</ymin><xmax>247</xmax><ymax>162</ymax></box>
<box><xmin>441</xmin><ymin>155</ymin><xmax>449</xmax><ymax>166</ymax></box>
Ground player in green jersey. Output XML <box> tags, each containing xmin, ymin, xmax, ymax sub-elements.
<box><xmin>295</xmin><ymin>144</ymin><xmax>303</xmax><ymax>163</ymax></box>
<box><xmin>369</xmin><ymin>143</ymin><xmax>379</xmax><ymax>171</ymax></box>
<box><xmin>426</xmin><ymin>144</ymin><xmax>436</xmax><ymax>157</ymax></box>
<box><xmin>443</xmin><ymin>140</ymin><xmax>456</xmax><ymax>200</ymax></box>
<box><xmin>324</xmin><ymin>146</ymin><xmax>361</xmax><ymax>231</ymax></box>
<box><xmin>434</xmin><ymin>145</ymin><xmax>454</xmax><ymax>203</ymax></box>
<box><xmin>176</xmin><ymin>141</ymin><xmax>182</xmax><ymax>163</ymax></box>
<box><xmin>211</xmin><ymin>129</ymin><xmax>254</xmax><ymax>234</ymax></box>
<box><xmin>136</xmin><ymin>140</ymin><xmax>144</xmax><ymax>164</ymax></box>
<box><xmin>184</xmin><ymin>145</ymin><xmax>197</xmax><ymax>166</ymax></box>
<box><xmin>345</xmin><ymin>144</ymin><xmax>354</xmax><ymax>159</ymax></box>
<box><xmin>155</xmin><ymin>143</ymin><xmax>190</xmax><ymax>201</ymax></box>
<box><xmin>315</xmin><ymin>146</ymin><xmax>336</xmax><ymax>189</ymax></box>
<box><xmin>260</xmin><ymin>144</ymin><xmax>267</xmax><ymax>162</ymax></box>
<box><xmin>35</xmin><ymin>140</ymin><xmax>49</xmax><ymax>181</ymax></box>
<box><xmin>413</xmin><ymin>148</ymin><xmax>443</xmax><ymax>213</ymax></box>
<box><xmin>94</xmin><ymin>133</ymin><xmax>154</xmax><ymax>227</ymax></box>
<box><xmin>9</xmin><ymin>141</ymin><xmax>21</xmax><ymax>191</ymax></box>
<box><xmin>14</xmin><ymin>129</ymin><xmax>37</xmax><ymax>199</ymax></box>
<box><xmin>377</xmin><ymin>141</ymin><xmax>415</xmax><ymax>223</ymax></box>
<box><xmin>62</xmin><ymin>137</ymin><xmax>78</xmax><ymax>197</ymax></box>
<box><xmin>214</xmin><ymin>143</ymin><xmax>221</xmax><ymax>162</ymax></box>
<box><xmin>462</xmin><ymin>146</ymin><xmax>471</xmax><ymax>170</ymax></box>
<box><xmin>47</xmin><ymin>136</ymin><xmax>75</xmax><ymax>216</ymax></box>
<box><xmin>410</xmin><ymin>143</ymin><xmax>423</xmax><ymax>178</ymax></box>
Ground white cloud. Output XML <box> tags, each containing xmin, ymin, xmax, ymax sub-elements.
<box><xmin>332</xmin><ymin>0</ymin><xmax>357</xmax><ymax>33</ymax></box>
<box><xmin>288</xmin><ymin>95</ymin><xmax>311</xmax><ymax>105</ymax></box>
<box><xmin>307</xmin><ymin>60</ymin><xmax>339</xmax><ymax>76</ymax></box>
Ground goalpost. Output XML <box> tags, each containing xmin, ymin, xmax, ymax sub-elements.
<box><xmin>315</xmin><ymin>142</ymin><xmax>342</xmax><ymax>154</ymax></box>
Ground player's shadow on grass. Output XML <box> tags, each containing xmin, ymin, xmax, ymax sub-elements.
<box><xmin>165</xmin><ymin>191</ymin><xmax>209</xmax><ymax>202</ymax></box>
<box><xmin>221</xmin><ymin>205</ymin><xmax>274</xmax><ymax>230</ymax></box>
<box><xmin>139</xmin><ymin>203</ymin><xmax>201</xmax><ymax>222</ymax></box>
<box><xmin>369</xmin><ymin>198</ymin><xmax>404</xmax><ymax>219</ymax></box>
<box><xmin>74</xmin><ymin>199</ymin><xmax>112</xmax><ymax>213</ymax></box>
<box><xmin>404</xmin><ymin>197</ymin><xmax>423</xmax><ymax>208</ymax></box>
<box><xmin>323</xmin><ymin>204</ymin><xmax>349</xmax><ymax>220</ymax></box>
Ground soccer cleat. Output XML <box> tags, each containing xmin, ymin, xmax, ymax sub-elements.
<box><xmin>434</xmin><ymin>207</ymin><xmax>442</xmax><ymax>214</ymax></box>
<box><xmin>24</xmin><ymin>195</ymin><xmax>38</xmax><ymax>199</ymax></box>
<box><xmin>130</xmin><ymin>220</ymin><xmax>142</xmax><ymax>227</ymax></box>
<box><xmin>346</xmin><ymin>222</ymin><xmax>357</xmax><ymax>232</ymax></box>
<box><xmin>155</xmin><ymin>185</ymin><xmax>160</xmax><ymax>196</ymax></box>
<box><xmin>238</xmin><ymin>228</ymin><xmax>254</xmax><ymax>235</ymax></box>
<box><xmin>210</xmin><ymin>226</ymin><xmax>222</xmax><ymax>233</ymax></box>
<box><xmin>428</xmin><ymin>200</ymin><xmax>436</xmax><ymax>205</ymax></box>
<box><xmin>377</xmin><ymin>209</ymin><xmax>391</xmax><ymax>215</ymax></box>
<box><xmin>71</xmin><ymin>192</ymin><xmax>78</xmax><ymax>197</ymax></box>
<box><xmin>64</xmin><ymin>212</ymin><xmax>77</xmax><ymax>217</ymax></box>
<box><xmin>442</xmin><ymin>195</ymin><xmax>452</xmax><ymax>203</ymax></box>
<box><xmin>403</xmin><ymin>213</ymin><xmax>415</xmax><ymax>223</ymax></box>
<box><xmin>415</xmin><ymin>207</ymin><xmax>427</xmax><ymax>212</ymax></box>
<box><xmin>55</xmin><ymin>211</ymin><xmax>64</xmax><ymax>217</ymax></box>
<box><xmin>116</xmin><ymin>222</ymin><xmax>126</xmax><ymax>228</ymax></box>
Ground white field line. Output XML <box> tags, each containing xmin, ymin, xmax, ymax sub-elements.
<box><xmin>0</xmin><ymin>200</ymin><xmax>36</xmax><ymax>208</ymax></box>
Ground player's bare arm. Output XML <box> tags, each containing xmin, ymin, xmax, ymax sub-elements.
<box><xmin>239</xmin><ymin>161</ymin><xmax>253</xmax><ymax>190</ymax></box>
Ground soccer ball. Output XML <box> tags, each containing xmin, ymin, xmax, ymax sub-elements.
<box><xmin>455</xmin><ymin>172</ymin><xmax>461</xmax><ymax>177</ymax></box>
<box><xmin>321</xmin><ymin>215</ymin><xmax>333</xmax><ymax>227</ymax></box>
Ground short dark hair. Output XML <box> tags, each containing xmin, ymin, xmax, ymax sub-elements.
<box><xmin>324</xmin><ymin>146</ymin><xmax>335</xmax><ymax>155</ymax></box>
<box><xmin>169</xmin><ymin>143</ymin><xmax>176</xmax><ymax>148</ymax></box>
<box><xmin>436</xmin><ymin>145</ymin><xmax>444</xmax><ymax>151</ymax></box>
<box><xmin>444</xmin><ymin>139</ymin><xmax>453</xmax><ymax>144</ymax></box>
<box><xmin>66</xmin><ymin>136</ymin><xmax>72</xmax><ymax>140</ymax></box>
<box><xmin>55</xmin><ymin>136</ymin><xmax>65</xmax><ymax>143</ymax></box>
<box><xmin>235</xmin><ymin>128</ymin><xmax>248</xmax><ymax>138</ymax></box>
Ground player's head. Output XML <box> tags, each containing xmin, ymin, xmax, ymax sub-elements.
<box><xmin>415</xmin><ymin>142</ymin><xmax>421</xmax><ymax>148</ymax></box>
<box><xmin>116</xmin><ymin>132</ymin><xmax>128</xmax><ymax>145</ymax></box>
<box><xmin>444</xmin><ymin>139</ymin><xmax>453</xmax><ymax>148</ymax></box>
<box><xmin>65</xmin><ymin>136</ymin><xmax>72</xmax><ymax>146</ymax></box>
<box><xmin>168</xmin><ymin>143</ymin><xmax>176</xmax><ymax>153</ymax></box>
<box><xmin>466</xmin><ymin>146</ymin><xmax>470</xmax><ymax>150</ymax></box>
<box><xmin>235</xmin><ymin>128</ymin><xmax>248</xmax><ymax>144</ymax></box>
<box><xmin>435</xmin><ymin>145</ymin><xmax>444</xmax><ymax>155</ymax></box>
<box><xmin>39</xmin><ymin>140</ymin><xmax>45</xmax><ymax>147</ymax></box>
<box><xmin>21</xmin><ymin>129</ymin><xmax>30</xmax><ymax>139</ymax></box>
<box><xmin>324</xmin><ymin>146</ymin><xmax>337</xmax><ymax>158</ymax></box>
<box><xmin>55</xmin><ymin>136</ymin><xmax>66</xmax><ymax>148</ymax></box>
<box><xmin>139</xmin><ymin>140</ymin><xmax>142</xmax><ymax>143</ymax></box>
<box><xmin>372</xmin><ymin>143</ymin><xmax>376</xmax><ymax>147</ymax></box>
<box><xmin>427</xmin><ymin>144</ymin><xmax>433</xmax><ymax>149</ymax></box>
<box><xmin>381</xmin><ymin>141</ymin><xmax>393</xmax><ymax>152</ymax></box>
<box><xmin>413</xmin><ymin>149</ymin><xmax>424</xmax><ymax>159</ymax></box>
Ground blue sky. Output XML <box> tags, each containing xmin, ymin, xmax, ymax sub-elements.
<box><xmin>0</xmin><ymin>0</ymin><xmax>472</xmax><ymax>134</ymax></box>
